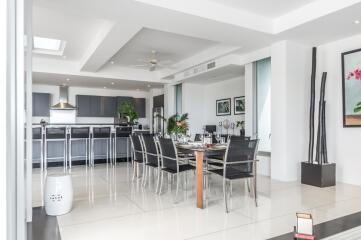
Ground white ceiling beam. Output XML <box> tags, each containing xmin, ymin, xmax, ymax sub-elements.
<box><xmin>33</xmin><ymin>57</ymin><xmax>166</xmax><ymax>84</ymax></box>
<box><xmin>274</xmin><ymin>0</ymin><xmax>361</xmax><ymax>33</ymax></box>
<box><xmin>80</xmin><ymin>22</ymin><xmax>142</xmax><ymax>72</ymax></box>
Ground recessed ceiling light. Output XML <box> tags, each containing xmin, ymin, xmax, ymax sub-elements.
<box><xmin>110</xmin><ymin>61</ymin><xmax>115</xmax><ymax>64</ymax></box>
<box><xmin>136</xmin><ymin>88</ymin><xmax>140</xmax><ymax>91</ymax></box>
<box><xmin>104</xmin><ymin>86</ymin><xmax>107</xmax><ymax>89</ymax></box>
<box><xmin>62</xmin><ymin>55</ymin><xmax>67</xmax><ymax>59</ymax></box>
<box><xmin>66</xmin><ymin>78</ymin><xmax>70</xmax><ymax>81</ymax></box>
<box><xmin>355</xmin><ymin>20</ymin><xmax>360</xmax><ymax>24</ymax></box>
<box><xmin>111</xmin><ymin>82</ymin><xmax>114</xmax><ymax>85</ymax></box>
<box><xmin>147</xmin><ymin>84</ymin><xmax>151</xmax><ymax>88</ymax></box>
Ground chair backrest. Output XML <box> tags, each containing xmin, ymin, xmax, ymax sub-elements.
<box><xmin>70</xmin><ymin>127</ymin><xmax>90</xmax><ymax>139</ymax></box>
<box><xmin>205</xmin><ymin>125</ymin><xmax>217</xmax><ymax>134</ymax></box>
<box><xmin>93</xmin><ymin>127</ymin><xmax>111</xmax><ymax>138</ymax></box>
<box><xmin>194</xmin><ymin>134</ymin><xmax>202</xmax><ymax>142</ymax></box>
<box><xmin>115</xmin><ymin>126</ymin><xmax>132</xmax><ymax>137</ymax></box>
<box><xmin>32</xmin><ymin>127</ymin><xmax>42</xmax><ymax>140</ymax></box>
<box><xmin>46</xmin><ymin>127</ymin><xmax>66</xmax><ymax>139</ymax></box>
<box><xmin>158</xmin><ymin>137</ymin><xmax>177</xmax><ymax>171</ymax></box>
<box><xmin>142</xmin><ymin>134</ymin><xmax>159</xmax><ymax>166</ymax></box>
<box><xmin>224</xmin><ymin>136</ymin><xmax>259</xmax><ymax>173</ymax></box>
<box><xmin>130</xmin><ymin>135</ymin><xmax>144</xmax><ymax>162</ymax></box>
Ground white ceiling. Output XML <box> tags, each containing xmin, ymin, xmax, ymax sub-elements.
<box><xmin>111</xmin><ymin>28</ymin><xmax>217</xmax><ymax>69</ymax></box>
<box><xmin>32</xmin><ymin>0</ymin><xmax>361</xmax><ymax>88</ymax></box>
<box><xmin>208</xmin><ymin>0</ymin><xmax>317</xmax><ymax>18</ymax></box>
<box><xmin>32</xmin><ymin>72</ymin><xmax>163</xmax><ymax>91</ymax></box>
<box><xmin>181</xmin><ymin>65</ymin><xmax>245</xmax><ymax>85</ymax></box>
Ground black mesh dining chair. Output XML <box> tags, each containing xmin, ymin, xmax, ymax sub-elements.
<box><xmin>44</xmin><ymin>127</ymin><xmax>67</xmax><ymax>171</ymax></box>
<box><xmin>157</xmin><ymin>138</ymin><xmax>195</xmax><ymax>201</ymax></box>
<box><xmin>208</xmin><ymin>136</ymin><xmax>259</xmax><ymax>212</ymax></box>
<box><xmin>69</xmin><ymin>127</ymin><xmax>90</xmax><ymax>168</ymax></box>
<box><xmin>32</xmin><ymin>127</ymin><xmax>44</xmax><ymax>171</ymax></box>
<box><xmin>141</xmin><ymin>134</ymin><xmax>161</xmax><ymax>191</ymax></box>
<box><xmin>91</xmin><ymin>127</ymin><xmax>112</xmax><ymax>166</ymax></box>
<box><xmin>130</xmin><ymin>134</ymin><xmax>146</xmax><ymax>181</ymax></box>
<box><xmin>114</xmin><ymin>126</ymin><xmax>132</xmax><ymax>164</ymax></box>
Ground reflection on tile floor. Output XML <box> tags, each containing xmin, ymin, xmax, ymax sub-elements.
<box><xmin>32</xmin><ymin>163</ymin><xmax>361</xmax><ymax>240</ymax></box>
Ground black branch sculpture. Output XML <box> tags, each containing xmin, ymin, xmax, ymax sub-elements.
<box><xmin>308</xmin><ymin>47</ymin><xmax>317</xmax><ymax>163</ymax></box>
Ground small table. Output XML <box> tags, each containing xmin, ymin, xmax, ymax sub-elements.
<box><xmin>177</xmin><ymin>143</ymin><xmax>226</xmax><ymax>209</ymax></box>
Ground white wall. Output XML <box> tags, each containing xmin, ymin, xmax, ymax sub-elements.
<box><xmin>182</xmin><ymin>82</ymin><xmax>206</xmax><ymax>135</ymax></box>
<box><xmin>271</xmin><ymin>41</ymin><xmax>311</xmax><ymax>182</ymax></box>
<box><xmin>204</xmin><ymin>77</ymin><xmax>246</xmax><ymax>135</ymax></box>
<box><xmin>32</xmin><ymin>84</ymin><xmax>151</xmax><ymax>126</ymax></box>
<box><xmin>317</xmin><ymin>33</ymin><xmax>361</xmax><ymax>186</ymax></box>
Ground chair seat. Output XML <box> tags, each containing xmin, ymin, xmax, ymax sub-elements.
<box><xmin>134</xmin><ymin>159</ymin><xmax>143</xmax><ymax>163</ymax></box>
<box><xmin>161</xmin><ymin>164</ymin><xmax>195</xmax><ymax>174</ymax></box>
<box><xmin>146</xmin><ymin>162</ymin><xmax>159</xmax><ymax>168</ymax></box>
<box><xmin>209</xmin><ymin>168</ymin><xmax>253</xmax><ymax>180</ymax></box>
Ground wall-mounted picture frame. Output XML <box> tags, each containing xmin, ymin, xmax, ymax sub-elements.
<box><xmin>234</xmin><ymin>96</ymin><xmax>245</xmax><ymax>115</ymax></box>
<box><xmin>342</xmin><ymin>48</ymin><xmax>361</xmax><ymax>127</ymax></box>
<box><xmin>216</xmin><ymin>98</ymin><xmax>231</xmax><ymax>116</ymax></box>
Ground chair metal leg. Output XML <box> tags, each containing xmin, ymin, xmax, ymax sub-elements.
<box><xmin>44</xmin><ymin>141</ymin><xmax>48</xmax><ymax>171</ymax></box>
<box><xmin>223</xmin><ymin>179</ymin><xmax>229</xmax><ymax>213</ymax></box>
<box><xmin>254</xmin><ymin>163</ymin><xmax>258</xmax><ymax>207</ymax></box>
<box><xmin>175</xmin><ymin>174</ymin><xmax>180</xmax><ymax>203</ymax></box>
<box><xmin>142</xmin><ymin>166</ymin><xmax>148</xmax><ymax>187</ymax></box>
<box><xmin>68</xmin><ymin>139</ymin><xmax>72</xmax><ymax>169</ymax></box>
<box><xmin>158</xmin><ymin>171</ymin><xmax>164</xmax><ymax>195</ymax></box>
<box><xmin>85</xmin><ymin>139</ymin><xmax>88</xmax><ymax>167</ymax></box>
<box><xmin>155</xmin><ymin>167</ymin><xmax>161</xmax><ymax>194</ymax></box>
<box><xmin>132</xmin><ymin>162</ymin><xmax>137</xmax><ymax>181</ymax></box>
<box><xmin>63</xmin><ymin>140</ymin><xmax>67</xmax><ymax>172</ymax></box>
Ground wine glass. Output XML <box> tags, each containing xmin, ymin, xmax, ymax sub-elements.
<box><xmin>215</xmin><ymin>133</ymin><xmax>221</xmax><ymax>143</ymax></box>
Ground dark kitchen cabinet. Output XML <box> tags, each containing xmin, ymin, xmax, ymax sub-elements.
<box><xmin>101</xmin><ymin>96</ymin><xmax>116</xmax><ymax>117</ymax></box>
<box><xmin>153</xmin><ymin>94</ymin><xmax>164</xmax><ymax>108</ymax></box>
<box><xmin>33</xmin><ymin>93</ymin><xmax>51</xmax><ymax>116</ymax></box>
<box><xmin>90</xmin><ymin>96</ymin><xmax>101</xmax><ymax>117</ymax></box>
<box><xmin>76</xmin><ymin>95</ymin><xmax>91</xmax><ymax>117</ymax></box>
<box><xmin>134</xmin><ymin>98</ymin><xmax>146</xmax><ymax>118</ymax></box>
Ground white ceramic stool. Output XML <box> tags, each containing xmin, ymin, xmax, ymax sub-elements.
<box><xmin>44</xmin><ymin>174</ymin><xmax>73</xmax><ymax>216</ymax></box>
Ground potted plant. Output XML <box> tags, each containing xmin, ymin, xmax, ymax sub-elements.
<box><xmin>236</xmin><ymin>120</ymin><xmax>245</xmax><ymax>136</ymax></box>
<box><xmin>166</xmin><ymin>113</ymin><xmax>189</xmax><ymax>137</ymax></box>
<box><xmin>117</xmin><ymin>101</ymin><xmax>138</xmax><ymax>125</ymax></box>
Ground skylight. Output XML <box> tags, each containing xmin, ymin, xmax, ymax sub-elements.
<box><xmin>33</xmin><ymin>36</ymin><xmax>66</xmax><ymax>56</ymax></box>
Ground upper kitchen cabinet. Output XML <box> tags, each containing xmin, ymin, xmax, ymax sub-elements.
<box><xmin>134</xmin><ymin>98</ymin><xmax>146</xmax><ymax>118</ymax></box>
<box><xmin>76</xmin><ymin>95</ymin><xmax>91</xmax><ymax>117</ymax></box>
<box><xmin>100</xmin><ymin>96</ymin><xmax>116</xmax><ymax>117</ymax></box>
<box><xmin>33</xmin><ymin>92</ymin><xmax>51</xmax><ymax>116</ymax></box>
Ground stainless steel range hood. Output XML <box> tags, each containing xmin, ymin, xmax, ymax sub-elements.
<box><xmin>50</xmin><ymin>86</ymin><xmax>76</xmax><ymax>110</ymax></box>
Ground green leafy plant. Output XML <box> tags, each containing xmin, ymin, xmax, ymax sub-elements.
<box><xmin>236</xmin><ymin>120</ymin><xmax>245</xmax><ymax>129</ymax></box>
<box><xmin>354</xmin><ymin>101</ymin><xmax>361</xmax><ymax>113</ymax></box>
<box><xmin>166</xmin><ymin>113</ymin><xmax>189</xmax><ymax>135</ymax></box>
<box><xmin>118</xmin><ymin>101</ymin><xmax>138</xmax><ymax>124</ymax></box>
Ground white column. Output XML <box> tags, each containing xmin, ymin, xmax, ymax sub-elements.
<box><xmin>271</xmin><ymin>41</ymin><xmax>311</xmax><ymax>181</ymax></box>
<box><xmin>163</xmin><ymin>84</ymin><xmax>175</xmax><ymax>119</ymax></box>
<box><xmin>0</xmin><ymin>0</ymin><xmax>8</xmax><ymax>237</ymax></box>
<box><xmin>245</xmin><ymin>63</ymin><xmax>255</xmax><ymax>137</ymax></box>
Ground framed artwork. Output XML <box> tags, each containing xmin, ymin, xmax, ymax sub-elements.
<box><xmin>342</xmin><ymin>48</ymin><xmax>361</xmax><ymax>127</ymax></box>
<box><xmin>216</xmin><ymin>98</ymin><xmax>231</xmax><ymax>116</ymax></box>
<box><xmin>234</xmin><ymin>96</ymin><xmax>245</xmax><ymax>115</ymax></box>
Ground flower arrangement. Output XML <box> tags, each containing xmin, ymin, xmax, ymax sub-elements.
<box><xmin>346</xmin><ymin>68</ymin><xmax>361</xmax><ymax>113</ymax></box>
<box><xmin>167</xmin><ymin>113</ymin><xmax>189</xmax><ymax>135</ymax></box>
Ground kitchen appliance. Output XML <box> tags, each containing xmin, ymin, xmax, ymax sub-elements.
<box><xmin>152</xmin><ymin>106</ymin><xmax>164</xmax><ymax>136</ymax></box>
<box><xmin>49</xmin><ymin>86</ymin><xmax>76</xmax><ymax>124</ymax></box>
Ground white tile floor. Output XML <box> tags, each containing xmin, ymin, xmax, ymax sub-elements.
<box><xmin>33</xmin><ymin>163</ymin><xmax>361</xmax><ymax>240</ymax></box>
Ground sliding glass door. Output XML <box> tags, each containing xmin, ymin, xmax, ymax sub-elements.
<box><xmin>255</xmin><ymin>58</ymin><xmax>271</xmax><ymax>152</ymax></box>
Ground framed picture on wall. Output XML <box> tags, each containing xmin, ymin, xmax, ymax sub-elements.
<box><xmin>342</xmin><ymin>48</ymin><xmax>361</xmax><ymax>127</ymax></box>
<box><xmin>216</xmin><ymin>98</ymin><xmax>231</xmax><ymax>116</ymax></box>
<box><xmin>234</xmin><ymin>96</ymin><xmax>245</xmax><ymax>115</ymax></box>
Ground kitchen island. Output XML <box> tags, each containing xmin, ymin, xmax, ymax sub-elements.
<box><xmin>32</xmin><ymin>123</ymin><xmax>150</xmax><ymax>168</ymax></box>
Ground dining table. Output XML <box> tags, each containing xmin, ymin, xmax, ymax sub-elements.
<box><xmin>176</xmin><ymin>142</ymin><xmax>227</xmax><ymax>209</ymax></box>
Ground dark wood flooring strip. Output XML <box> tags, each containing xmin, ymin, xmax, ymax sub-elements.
<box><xmin>268</xmin><ymin>211</ymin><xmax>361</xmax><ymax>240</ymax></box>
<box><xmin>27</xmin><ymin>207</ymin><xmax>61</xmax><ymax>240</ymax></box>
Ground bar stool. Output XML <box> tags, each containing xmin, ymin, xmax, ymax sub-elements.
<box><xmin>113</xmin><ymin>126</ymin><xmax>132</xmax><ymax>165</ymax></box>
<box><xmin>91</xmin><ymin>127</ymin><xmax>112</xmax><ymax>166</ymax></box>
<box><xmin>68</xmin><ymin>127</ymin><xmax>90</xmax><ymax>168</ymax></box>
<box><xmin>32</xmin><ymin>127</ymin><xmax>44</xmax><ymax>171</ymax></box>
<box><xmin>44</xmin><ymin>127</ymin><xmax>68</xmax><ymax>171</ymax></box>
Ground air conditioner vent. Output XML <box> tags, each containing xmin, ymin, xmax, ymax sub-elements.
<box><xmin>207</xmin><ymin>61</ymin><xmax>216</xmax><ymax>69</ymax></box>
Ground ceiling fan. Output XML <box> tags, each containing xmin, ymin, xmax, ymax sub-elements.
<box><xmin>132</xmin><ymin>50</ymin><xmax>174</xmax><ymax>71</ymax></box>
